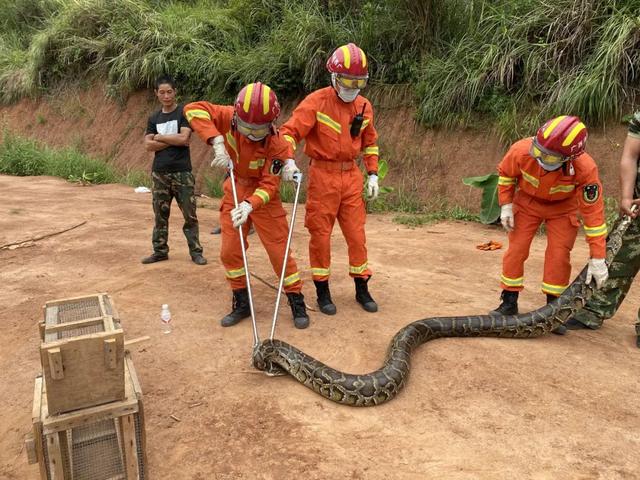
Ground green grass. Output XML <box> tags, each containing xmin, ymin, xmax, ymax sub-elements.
<box><xmin>0</xmin><ymin>0</ymin><xmax>636</xmax><ymax>139</ymax></box>
<box><xmin>0</xmin><ymin>130</ymin><xmax>130</xmax><ymax>185</ymax></box>
<box><xmin>203</xmin><ymin>173</ymin><xmax>225</xmax><ymax>198</ymax></box>
<box><xmin>393</xmin><ymin>206</ymin><xmax>479</xmax><ymax>227</ymax></box>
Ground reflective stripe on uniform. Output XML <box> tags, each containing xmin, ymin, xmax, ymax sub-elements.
<box><xmin>584</xmin><ymin>223</ymin><xmax>607</xmax><ymax>237</ymax></box>
<box><xmin>549</xmin><ymin>184</ymin><xmax>575</xmax><ymax>194</ymax></box>
<box><xmin>225</xmin><ymin>267</ymin><xmax>246</xmax><ymax>279</ymax></box>
<box><xmin>316</xmin><ymin>112</ymin><xmax>342</xmax><ymax>133</ymax></box>
<box><xmin>363</xmin><ymin>146</ymin><xmax>379</xmax><ymax>156</ymax></box>
<box><xmin>501</xmin><ymin>274</ymin><xmax>524</xmax><ymax>287</ymax></box>
<box><xmin>541</xmin><ymin>282</ymin><xmax>568</xmax><ymax>295</ymax></box>
<box><xmin>349</xmin><ymin>262</ymin><xmax>368</xmax><ymax>275</ymax></box>
<box><xmin>311</xmin><ymin>267</ymin><xmax>330</xmax><ymax>277</ymax></box>
<box><xmin>520</xmin><ymin>169</ymin><xmax>540</xmax><ymax>188</ymax></box>
<box><xmin>249</xmin><ymin>158</ymin><xmax>265</xmax><ymax>169</ymax></box>
<box><xmin>254</xmin><ymin>188</ymin><xmax>270</xmax><ymax>204</ymax></box>
<box><xmin>283</xmin><ymin>272</ymin><xmax>301</xmax><ymax>286</ymax></box>
<box><xmin>360</xmin><ymin>119</ymin><xmax>370</xmax><ymax>131</ymax></box>
<box><xmin>284</xmin><ymin>134</ymin><xmax>297</xmax><ymax>151</ymax></box>
<box><xmin>498</xmin><ymin>176</ymin><xmax>516</xmax><ymax>186</ymax></box>
<box><xmin>184</xmin><ymin>109</ymin><xmax>211</xmax><ymax>122</ymax></box>
<box><xmin>225</xmin><ymin>132</ymin><xmax>238</xmax><ymax>157</ymax></box>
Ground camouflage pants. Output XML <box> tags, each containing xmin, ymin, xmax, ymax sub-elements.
<box><xmin>572</xmin><ymin>214</ymin><xmax>640</xmax><ymax>338</ymax></box>
<box><xmin>151</xmin><ymin>171</ymin><xmax>203</xmax><ymax>257</ymax></box>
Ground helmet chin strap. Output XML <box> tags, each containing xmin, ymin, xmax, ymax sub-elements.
<box><xmin>331</xmin><ymin>73</ymin><xmax>359</xmax><ymax>103</ymax></box>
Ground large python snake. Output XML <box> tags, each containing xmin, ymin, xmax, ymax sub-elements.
<box><xmin>252</xmin><ymin>210</ymin><xmax>636</xmax><ymax>406</ymax></box>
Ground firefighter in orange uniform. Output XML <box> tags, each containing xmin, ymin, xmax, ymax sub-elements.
<box><xmin>491</xmin><ymin>115</ymin><xmax>609</xmax><ymax>334</ymax></box>
<box><xmin>280</xmin><ymin>43</ymin><xmax>380</xmax><ymax>316</ymax></box>
<box><xmin>184</xmin><ymin>83</ymin><xmax>309</xmax><ymax>329</ymax></box>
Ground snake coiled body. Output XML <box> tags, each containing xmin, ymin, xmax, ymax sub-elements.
<box><xmin>252</xmin><ymin>213</ymin><xmax>635</xmax><ymax>406</ymax></box>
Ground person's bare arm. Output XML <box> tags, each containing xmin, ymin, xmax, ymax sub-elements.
<box><xmin>144</xmin><ymin>133</ymin><xmax>169</xmax><ymax>152</ymax></box>
<box><xmin>619</xmin><ymin>135</ymin><xmax>640</xmax><ymax>217</ymax></box>
<box><xmin>153</xmin><ymin>127</ymin><xmax>191</xmax><ymax>147</ymax></box>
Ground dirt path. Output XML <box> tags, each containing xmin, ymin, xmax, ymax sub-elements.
<box><xmin>1</xmin><ymin>175</ymin><xmax>639</xmax><ymax>480</ymax></box>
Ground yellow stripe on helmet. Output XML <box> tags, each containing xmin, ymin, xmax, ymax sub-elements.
<box><xmin>341</xmin><ymin>45</ymin><xmax>351</xmax><ymax>68</ymax></box>
<box><xmin>543</xmin><ymin>115</ymin><xmax>568</xmax><ymax>139</ymax></box>
<box><xmin>262</xmin><ymin>84</ymin><xmax>271</xmax><ymax>116</ymax></box>
<box><xmin>360</xmin><ymin>48</ymin><xmax>367</xmax><ymax>68</ymax></box>
<box><xmin>562</xmin><ymin>122</ymin><xmax>586</xmax><ymax>147</ymax></box>
<box><xmin>243</xmin><ymin>83</ymin><xmax>255</xmax><ymax>113</ymax></box>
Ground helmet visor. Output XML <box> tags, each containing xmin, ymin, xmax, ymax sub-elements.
<box><xmin>335</xmin><ymin>74</ymin><xmax>368</xmax><ymax>89</ymax></box>
<box><xmin>530</xmin><ymin>141</ymin><xmax>566</xmax><ymax>166</ymax></box>
<box><xmin>236</xmin><ymin>117</ymin><xmax>271</xmax><ymax>140</ymax></box>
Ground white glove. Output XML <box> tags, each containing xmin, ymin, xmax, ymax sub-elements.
<box><xmin>366</xmin><ymin>174</ymin><xmax>379</xmax><ymax>200</ymax></box>
<box><xmin>210</xmin><ymin>135</ymin><xmax>232</xmax><ymax>168</ymax></box>
<box><xmin>500</xmin><ymin>203</ymin><xmax>515</xmax><ymax>232</ymax></box>
<box><xmin>586</xmin><ymin>258</ymin><xmax>608</xmax><ymax>289</ymax></box>
<box><xmin>282</xmin><ymin>159</ymin><xmax>300</xmax><ymax>182</ymax></box>
<box><xmin>231</xmin><ymin>201</ymin><xmax>253</xmax><ymax>228</ymax></box>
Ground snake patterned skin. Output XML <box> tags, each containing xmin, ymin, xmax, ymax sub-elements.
<box><xmin>252</xmin><ymin>211</ymin><xmax>636</xmax><ymax>406</ymax></box>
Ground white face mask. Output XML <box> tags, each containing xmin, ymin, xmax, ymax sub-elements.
<box><xmin>536</xmin><ymin>158</ymin><xmax>563</xmax><ymax>171</ymax></box>
<box><xmin>331</xmin><ymin>73</ymin><xmax>360</xmax><ymax>103</ymax></box>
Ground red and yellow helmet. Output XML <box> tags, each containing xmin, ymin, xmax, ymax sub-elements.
<box><xmin>533</xmin><ymin>115</ymin><xmax>588</xmax><ymax>163</ymax></box>
<box><xmin>234</xmin><ymin>82</ymin><xmax>280</xmax><ymax>125</ymax></box>
<box><xmin>326</xmin><ymin>43</ymin><xmax>369</xmax><ymax>79</ymax></box>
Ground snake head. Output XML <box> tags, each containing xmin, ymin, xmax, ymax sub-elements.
<box><xmin>252</xmin><ymin>340</ymin><xmax>286</xmax><ymax>376</ymax></box>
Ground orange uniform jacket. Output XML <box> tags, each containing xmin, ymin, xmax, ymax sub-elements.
<box><xmin>280</xmin><ymin>87</ymin><xmax>379</xmax><ymax>172</ymax></box>
<box><xmin>183</xmin><ymin>102</ymin><xmax>288</xmax><ymax>210</ymax></box>
<box><xmin>498</xmin><ymin>138</ymin><xmax>607</xmax><ymax>258</ymax></box>
<box><xmin>183</xmin><ymin>101</ymin><xmax>302</xmax><ymax>292</ymax></box>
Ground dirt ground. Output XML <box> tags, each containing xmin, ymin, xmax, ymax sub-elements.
<box><xmin>1</xmin><ymin>174</ymin><xmax>639</xmax><ymax>480</ymax></box>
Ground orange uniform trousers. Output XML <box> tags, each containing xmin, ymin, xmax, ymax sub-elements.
<box><xmin>305</xmin><ymin>160</ymin><xmax>372</xmax><ymax>281</ymax></box>
<box><xmin>501</xmin><ymin>191</ymin><xmax>579</xmax><ymax>295</ymax></box>
<box><xmin>220</xmin><ymin>177</ymin><xmax>301</xmax><ymax>293</ymax></box>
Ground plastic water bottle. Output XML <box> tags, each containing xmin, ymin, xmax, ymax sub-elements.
<box><xmin>160</xmin><ymin>304</ymin><xmax>172</xmax><ymax>334</ymax></box>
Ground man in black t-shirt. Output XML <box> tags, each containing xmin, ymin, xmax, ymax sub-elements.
<box><xmin>142</xmin><ymin>75</ymin><xmax>206</xmax><ymax>265</ymax></box>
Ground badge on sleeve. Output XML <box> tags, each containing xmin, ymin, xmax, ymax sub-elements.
<box><xmin>270</xmin><ymin>159</ymin><xmax>283</xmax><ymax>176</ymax></box>
<box><xmin>583</xmin><ymin>184</ymin><xmax>600</xmax><ymax>203</ymax></box>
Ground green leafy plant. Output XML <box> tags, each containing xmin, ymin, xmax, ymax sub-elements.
<box><xmin>67</xmin><ymin>171</ymin><xmax>97</xmax><ymax>186</ymax></box>
<box><xmin>462</xmin><ymin>172</ymin><xmax>500</xmax><ymax>224</ymax></box>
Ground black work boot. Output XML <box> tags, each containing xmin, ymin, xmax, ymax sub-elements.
<box><xmin>220</xmin><ymin>288</ymin><xmax>251</xmax><ymax>327</ymax></box>
<box><xmin>490</xmin><ymin>290</ymin><xmax>518</xmax><ymax>315</ymax></box>
<box><xmin>141</xmin><ymin>253</ymin><xmax>168</xmax><ymax>264</ymax></box>
<box><xmin>287</xmin><ymin>292</ymin><xmax>309</xmax><ymax>329</ymax></box>
<box><xmin>547</xmin><ymin>294</ymin><xmax>567</xmax><ymax>335</ymax></box>
<box><xmin>314</xmin><ymin>280</ymin><xmax>337</xmax><ymax>315</ymax></box>
<box><xmin>354</xmin><ymin>277</ymin><xmax>378</xmax><ymax>312</ymax></box>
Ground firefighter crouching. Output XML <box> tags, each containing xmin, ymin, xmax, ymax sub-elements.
<box><xmin>492</xmin><ymin>115</ymin><xmax>609</xmax><ymax>335</ymax></box>
<box><xmin>184</xmin><ymin>83</ymin><xmax>310</xmax><ymax>329</ymax></box>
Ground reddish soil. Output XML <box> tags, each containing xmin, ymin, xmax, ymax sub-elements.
<box><xmin>0</xmin><ymin>84</ymin><xmax>629</xmax><ymax>210</ymax></box>
<box><xmin>1</xmin><ymin>175</ymin><xmax>639</xmax><ymax>479</ymax></box>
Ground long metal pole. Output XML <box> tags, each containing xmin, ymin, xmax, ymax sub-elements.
<box><xmin>270</xmin><ymin>172</ymin><xmax>303</xmax><ymax>340</ymax></box>
<box><xmin>227</xmin><ymin>161</ymin><xmax>260</xmax><ymax>347</ymax></box>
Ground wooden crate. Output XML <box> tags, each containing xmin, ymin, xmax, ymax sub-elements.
<box><xmin>40</xmin><ymin>293</ymin><xmax>125</xmax><ymax>415</ymax></box>
<box><xmin>26</xmin><ymin>354</ymin><xmax>147</xmax><ymax>480</ymax></box>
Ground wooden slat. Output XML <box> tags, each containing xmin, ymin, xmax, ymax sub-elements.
<box><xmin>104</xmin><ymin>338</ymin><xmax>117</xmax><ymax>369</ymax></box>
<box><xmin>43</xmin><ymin>316</ymin><xmax>104</xmax><ymax>334</ymax></box>
<box><xmin>41</xmin><ymin>331</ymin><xmax>125</xmax><ymax>415</ymax></box>
<box><xmin>48</xmin><ymin>348</ymin><xmax>64</xmax><ymax>380</ymax></box>
<box><xmin>45</xmin><ymin>305</ymin><xmax>59</xmax><ymax>326</ymax></box>
<box><xmin>25</xmin><ymin>435</ymin><xmax>37</xmax><ymax>464</ymax></box>
<box><xmin>46</xmin><ymin>433</ymin><xmax>65</xmax><ymax>480</ymax></box>
<box><xmin>32</xmin><ymin>377</ymin><xmax>48</xmax><ymax>480</ymax></box>
<box><xmin>121</xmin><ymin>414</ymin><xmax>139</xmax><ymax>480</ymax></box>
<box><xmin>45</xmin><ymin>293</ymin><xmax>101</xmax><ymax>307</ymax></box>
